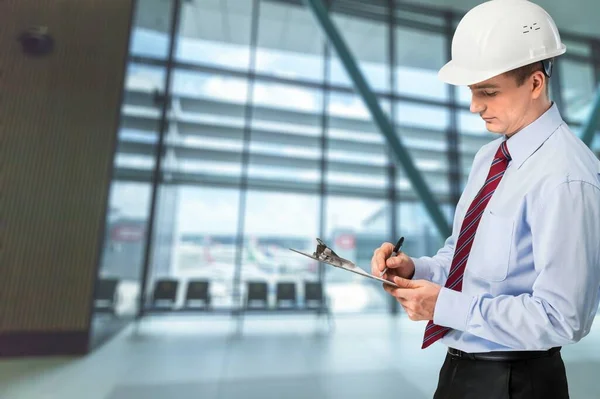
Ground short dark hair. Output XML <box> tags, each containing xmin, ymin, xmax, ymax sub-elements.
<box><xmin>505</xmin><ymin>61</ymin><xmax>550</xmax><ymax>94</ymax></box>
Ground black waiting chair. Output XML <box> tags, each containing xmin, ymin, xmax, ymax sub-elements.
<box><xmin>304</xmin><ymin>281</ymin><xmax>326</xmax><ymax>309</ymax></box>
<box><xmin>246</xmin><ymin>281</ymin><xmax>268</xmax><ymax>309</ymax></box>
<box><xmin>94</xmin><ymin>278</ymin><xmax>119</xmax><ymax>314</ymax></box>
<box><xmin>236</xmin><ymin>281</ymin><xmax>267</xmax><ymax>334</ymax></box>
<box><xmin>151</xmin><ymin>279</ymin><xmax>179</xmax><ymax>309</ymax></box>
<box><xmin>276</xmin><ymin>282</ymin><xmax>297</xmax><ymax>309</ymax></box>
<box><xmin>236</xmin><ymin>280</ymin><xmax>334</xmax><ymax>335</ymax></box>
<box><xmin>184</xmin><ymin>280</ymin><xmax>211</xmax><ymax>310</ymax></box>
<box><xmin>304</xmin><ymin>281</ymin><xmax>333</xmax><ymax>331</ymax></box>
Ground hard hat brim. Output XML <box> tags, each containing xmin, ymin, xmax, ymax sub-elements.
<box><xmin>438</xmin><ymin>61</ymin><xmax>513</xmax><ymax>86</ymax></box>
<box><xmin>439</xmin><ymin>46</ymin><xmax>567</xmax><ymax>86</ymax></box>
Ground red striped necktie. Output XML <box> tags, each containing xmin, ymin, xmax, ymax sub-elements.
<box><xmin>422</xmin><ymin>140</ymin><xmax>511</xmax><ymax>349</ymax></box>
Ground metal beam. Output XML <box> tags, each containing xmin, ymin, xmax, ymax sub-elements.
<box><xmin>581</xmin><ymin>85</ymin><xmax>600</xmax><ymax>147</ymax></box>
<box><xmin>136</xmin><ymin>0</ymin><xmax>182</xmax><ymax>320</ymax></box>
<box><xmin>303</xmin><ymin>0</ymin><xmax>451</xmax><ymax>238</ymax></box>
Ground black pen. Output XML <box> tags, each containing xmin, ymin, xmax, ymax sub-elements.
<box><xmin>380</xmin><ymin>236</ymin><xmax>404</xmax><ymax>278</ymax></box>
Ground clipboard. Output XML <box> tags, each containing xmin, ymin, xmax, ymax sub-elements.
<box><xmin>290</xmin><ymin>238</ymin><xmax>399</xmax><ymax>288</ymax></box>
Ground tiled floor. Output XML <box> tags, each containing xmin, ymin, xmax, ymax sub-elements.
<box><xmin>2</xmin><ymin>314</ymin><xmax>600</xmax><ymax>398</ymax></box>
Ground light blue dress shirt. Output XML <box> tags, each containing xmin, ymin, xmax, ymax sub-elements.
<box><xmin>412</xmin><ymin>103</ymin><xmax>600</xmax><ymax>352</ymax></box>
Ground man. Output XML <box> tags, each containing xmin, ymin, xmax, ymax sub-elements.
<box><xmin>371</xmin><ymin>1</ymin><xmax>600</xmax><ymax>398</ymax></box>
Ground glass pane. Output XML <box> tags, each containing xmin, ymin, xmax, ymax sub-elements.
<box><xmin>328</xmin><ymin>91</ymin><xmax>373</xmax><ymax>121</ymax></box>
<box><xmin>396</xmin><ymin>101</ymin><xmax>449</xmax><ymax>131</ymax></box>
<box><xmin>460</xmin><ymin>132</ymin><xmax>494</xmax><ymax>156</ymax></box>
<box><xmin>250</xmin><ymin>81</ymin><xmax>322</xmax><ymax>185</ymax></box>
<box><xmin>396</xmin><ymin>202</ymin><xmax>447</xmax><ymax>259</ymax></box>
<box><xmin>327</xmin><ymin>93</ymin><xmax>389</xmax><ymax>192</ymax></box>
<box><xmin>256</xmin><ymin>1</ymin><xmax>325</xmax><ymax>82</ymax></box>
<box><xmin>456</xmin><ymin>108</ymin><xmax>496</xmax><ymax>188</ymax></box>
<box><xmin>452</xmin><ymin>17</ymin><xmax>461</xmax><ymax>30</ymax></box>
<box><xmin>160</xmin><ymin>186</ymin><xmax>240</xmax><ymax>310</ymax></box>
<box><xmin>396</xmin><ymin>173</ymin><xmax>450</xmax><ymax>200</ymax></box>
<box><xmin>97</xmin><ymin>182</ymin><xmax>152</xmax><ymax>317</ymax></box>
<box><xmin>118</xmin><ymin>63</ymin><xmax>166</xmax><ymax>173</ymax></box>
<box><xmin>242</xmin><ymin>191</ymin><xmax>320</xmax><ymax>308</ymax></box>
<box><xmin>458</xmin><ymin>110</ymin><xmax>491</xmax><ymax>136</ymax></box>
<box><xmin>249</xmin><ymin>82</ymin><xmax>322</xmax><ymax>187</ymax></box>
<box><xmin>395</xmin><ymin>27</ymin><xmax>447</xmax><ymax>101</ymax></box>
<box><xmin>395</xmin><ymin>9</ymin><xmax>445</xmax><ymax>26</ymax></box>
<box><xmin>329</xmin><ymin>12</ymin><xmax>389</xmax><ymax>92</ymax></box>
<box><xmin>170</xmin><ymin>70</ymin><xmax>247</xmax><ymax>180</ymax></box>
<box><xmin>559</xmin><ymin>59</ymin><xmax>596</xmax><ymax>123</ymax></box>
<box><xmin>94</xmin><ymin>1</ymin><xmax>170</xmax><ymax>335</ymax></box>
<box><xmin>458</xmin><ymin>110</ymin><xmax>497</xmax><ymax>167</ymax></box>
<box><xmin>393</xmin><ymin>102</ymin><xmax>450</xmax><ymax>200</ymax></box>
<box><xmin>129</xmin><ymin>0</ymin><xmax>173</xmax><ymax>59</ymax></box>
<box><xmin>328</xmin><ymin>91</ymin><xmax>392</xmax><ymax>121</ymax></box>
<box><xmin>176</xmin><ymin>0</ymin><xmax>252</xmax><ymax>70</ymax></box>
<box><xmin>253</xmin><ymin>80</ymin><xmax>323</xmax><ymax>113</ymax></box>
<box><xmin>325</xmin><ymin>196</ymin><xmax>390</xmax><ymax>313</ymax></box>
<box><xmin>457</xmin><ymin>85</ymin><xmax>471</xmax><ymax>106</ymax></box>
<box><xmin>248</xmin><ymin>143</ymin><xmax>321</xmax><ymax>186</ymax></box>
<box><xmin>125</xmin><ymin>63</ymin><xmax>168</xmax><ymax>98</ymax></box>
<box><xmin>563</xmin><ymin>39</ymin><xmax>591</xmax><ymax>57</ymax></box>
<box><xmin>592</xmin><ymin>132</ymin><xmax>600</xmax><ymax>153</ymax></box>
<box><xmin>173</xmin><ymin>70</ymin><xmax>249</xmax><ymax>106</ymax></box>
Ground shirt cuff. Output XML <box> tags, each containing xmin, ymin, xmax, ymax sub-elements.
<box><xmin>433</xmin><ymin>288</ymin><xmax>474</xmax><ymax>332</ymax></box>
<box><xmin>411</xmin><ymin>257</ymin><xmax>432</xmax><ymax>280</ymax></box>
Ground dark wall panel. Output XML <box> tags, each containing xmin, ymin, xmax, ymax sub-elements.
<box><xmin>0</xmin><ymin>0</ymin><xmax>134</xmax><ymax>355</ymax></box>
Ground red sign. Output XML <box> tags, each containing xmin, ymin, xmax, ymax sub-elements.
<box><xmin>111</xmin><ymin>225</ymin><xmax>145</xmax><ymax>242</ymax></box>
<box><xmin>335</xmin><ymin>234</ymin><xmax>355</xmax><ymax>249</ymax></box>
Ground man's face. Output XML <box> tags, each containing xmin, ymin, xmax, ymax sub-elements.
<box><xmin>468</xmin><ymin>73</ymin><xmax>535</xmax><ymax>136</ymax></box>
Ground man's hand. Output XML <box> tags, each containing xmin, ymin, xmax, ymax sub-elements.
<box><xmin>384</xmin><ymin>276</ymin><xmax>442</xmax><ymax>321</ymax></box>
<box><xmin>371</xmin><ymin>242</ymin><xmax>415</xmax><ymax>281</ymax></box>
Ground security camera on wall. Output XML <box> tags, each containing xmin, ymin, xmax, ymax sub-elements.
<box><xmin>18</xmin><ymin>26</ymin><xmax>54</xmax><ymax>56</ymax></box>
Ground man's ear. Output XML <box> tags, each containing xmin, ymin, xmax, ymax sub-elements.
<box><xmin>531</xmin><ymin>71</ymin><xmax>546</xmax><ymax>100</ymax></box>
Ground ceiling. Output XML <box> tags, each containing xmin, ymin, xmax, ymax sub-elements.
<box><xmin>134</xmin><ymin>0</ymin><xmax>600</xmax><ymax>56</ymax></box>
<box><xmin>404</xmin><ymin>0</ymin><xmax>600</xmax><ymax>38</ymax></box>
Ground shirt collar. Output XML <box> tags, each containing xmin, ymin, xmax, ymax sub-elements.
<box><xmin>504</xmin><ymin>103</ymin><xmax>563</xmax><ymax>169</ymax></box>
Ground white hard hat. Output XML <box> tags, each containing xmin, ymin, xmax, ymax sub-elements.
<box><xmin>439</xmin><ymin>0</ymin><xmax>566</xmax><ymax>86</ymax></box>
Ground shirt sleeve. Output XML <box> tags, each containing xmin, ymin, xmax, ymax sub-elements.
<box><xmin>433</xmin><ymin>180</ymin><xmax>600</xmax><ymax>349</ymax></box>
<box><xmin>411</xmin><ymin>236</ymin><xmax>455</xmax><ymax>286</ymax></box>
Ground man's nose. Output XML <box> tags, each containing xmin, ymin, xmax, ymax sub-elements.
<box><xmin>470</xmin><ymin>96</ymin><xmax>485</xmax><ymax>114</ymax></box>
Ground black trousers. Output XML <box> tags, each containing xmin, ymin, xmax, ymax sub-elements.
<box><xmin>433</xmin><ymin>350</ymin><xmax>569</xmax><ymax>399</ymax></box>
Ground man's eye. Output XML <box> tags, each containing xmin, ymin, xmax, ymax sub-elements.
<box><xmin>483</xmin><ymin>91</ymin><xmax>498</xmax><ymax>97</ymax></box>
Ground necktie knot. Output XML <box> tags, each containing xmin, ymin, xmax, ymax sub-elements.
<box><xmin>495</xmin><ymin>141</ymin><xmax>511</xmax><ymax>162</ymax></box>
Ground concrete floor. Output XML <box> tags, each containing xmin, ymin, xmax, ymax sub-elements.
<box><xmin>2</xmin><ymin>314</ymin><xmax>600</xmax><ymax>399</ymax></box>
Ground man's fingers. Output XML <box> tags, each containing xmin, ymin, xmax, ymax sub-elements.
<box><xmin>377</xmin><ymin>243</ymin><xmax>393</xmax><ymax>265</ymax></box>
<box><xmin>374</xmin><ymin>243</ymin><xmax>394</xmax><ymax>272</ymax></box>
<box><xmin>393</xmin><ymin>276</ymin><xmax>417</xmax><ymax>288</ymax></box>
<box><xmin>385</xmin><ymin>252</ymin><xmax>406</xmax><ymax>268</ymax></box>
<box><xmin>382</xmin><ymin>284</ymin><xmax>412</xmax><ymax>300</ymax></box>
<box><xmin>376</xmin><ymin>252</ymin><xmax>387</xmax><ymax>272</ymax></box>
<box><xmin>385</xmin><ymin>255</ymin><xmax>400</xmax><ymax>268</ymax></box>
<box><xmin>397</xmin><ymin>301</ymin><xmax>417</xmax><ymax>320</ymax></box>
<box><xmin>383</xmin><ymin>277</ymin><xmax>423</xmax><ymax>297</ymax></box>
<box><xmin>398</xmin><ymin>298</ymin><xmax>410</xmax><ymax>309</ymax></box>
<box><xmin>381</xmin><ymin>242</ymin><xmax>394</xmax><ymax>252</ymax></box>
<box><xmin>382</xmin><ymin>283</ymin><xmax>397</xmax><ymax>296</ymax></box>
<box><xmin>370</xmin><ymin>257</ymin><xmax>379</xmax><ymax>275</ymax></box>
<box><xmin>371</xmin><ymin>244</ymin><xmax>386</xmax><ymax>275</ymax></box>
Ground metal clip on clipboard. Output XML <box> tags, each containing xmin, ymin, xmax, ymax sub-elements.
<box><xmin>290</xmin><ymin>238</ymin><xmax>399</xmax><ymax>288</ymax></box>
